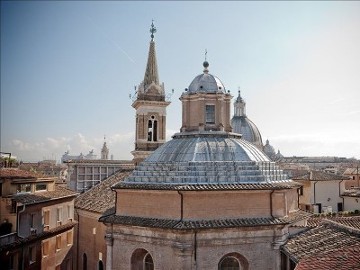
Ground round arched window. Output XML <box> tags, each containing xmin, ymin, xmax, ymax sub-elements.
<box><xmin>144</xmin><ymin>253</ymin><xmax>154</xmax><ymax>270</ymax></box>
<box><xmin>219</xmin><ymin>256</ymin><xmax>240</xmax><ymax>270</ymax></box>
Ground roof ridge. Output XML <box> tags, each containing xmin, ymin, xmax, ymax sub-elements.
<box><xmin>323</xmin><ymin>219</ymin><xmax>360</xmax><ymax>236</ymax></box>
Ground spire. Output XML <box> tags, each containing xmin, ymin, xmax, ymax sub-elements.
<box><xmin>143</xmin><ymin>21</ymin><xmax>160</xmax><ymax>89</ymax></box>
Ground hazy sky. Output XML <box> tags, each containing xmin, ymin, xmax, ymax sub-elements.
<box><xmin>1</xmin><ymin>1</ymin><xmax>360</xmax><ymax>162</ymax></box>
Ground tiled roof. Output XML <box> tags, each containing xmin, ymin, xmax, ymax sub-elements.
<box><xmin>12</xmin><ymin>186</ymin><xmax>78</xmax><ymax>205</ymax></box>
<box><xmin>294</xmin><ymin>243</ymin><xmax>360</xmax><ymax>270</ymax></box>
<box><xmin>282</xmin><ymin>221</ymin><xmax>360</xmax><ymax>263</ymax></box>
<box><xmin>113</xmin><ymin>181</ymin><xmax>300</xmax><ymax>191</ymax></box>
<box><xmin>0</xmin><ymin>168</ymin><xmax>45</xmax><ymax>179</ymax></box>
<box><xmin>306</xmin><ymin>216</ymin><xmax>360</xmax><ymax>229</ymax></box>
<box><xmin>292</xmin><ymin>170</ymin><xmax>349</xmax><ymax>181</ymax></box>
<box><xmin>99</xmin><ymin>210</ymin><xmax>311</xmax><ymax>230</ymax></box>
<box><xmin>343</xmin><ymin>167</ymin><xmax>360</xmax><ymax>175</ymax></box>
<box><xmin>75</xmin><ymin>170</ymin><xmax>131</xmax><ymax>213</ymax></box>
<box><xmin>0</xmin><ymin>221</ymin><xmax>76</xmax><ymax>252</ymax></box>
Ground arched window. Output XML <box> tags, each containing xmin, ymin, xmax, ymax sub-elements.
<box><xmin>83</xmin><ymin>253</ymin><xmax>87</xmax><ymax>270</ymax></box>
<box><xmin>131</xmin><ymin>248</ymin><xmax>154</xmax><ymax>270</ymax></box>
<box><xmin>218</xmin><ymin>253</ymin><xmax>249</xmax><ymax>270</ymax></box>
<box><xmin>144</xmin><ymin>253</ymin><xmax>154</xmax><ymax>270</ymax></box>
<box><xmin>147</xmin><ymin>116</ymin><xmax>158</xmax><ymax>142</ymax></box>
<box><xmin>219</xmin><ymin>256</ymin><xmax>239</xmax><ymax>270</ymax></box>
<box><xmin>98</xmin><ymin>260</ymin><xmax>104</xmax><ymax>270</ymax></box>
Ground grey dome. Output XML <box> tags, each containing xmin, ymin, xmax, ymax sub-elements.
<box><xmin>124</xmin><ymin>132</ymin><xmax>289</xmax><ymax>185</ymax></box>
<box><xmin>231</xmin><ymin>116</ymin><xmax>263</xmax><ymax>149</ymax></box>
<box><xmin>263</xmin><ymin>139</ymin><xmax>276</xmax><ymax>159</ymax></box>
<box><xmin>147</xmin><ymin>131</ymin><xmax>268</xmax><ymax>163</ymax></box>
<box><xmin>188</xmin><ymin>73</ymin><xmax>226</xmax><ymax>93</ymax></box>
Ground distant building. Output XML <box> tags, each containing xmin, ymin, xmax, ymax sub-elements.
<box><xmin>0</xmin><ymin>168</ymin><xmax>77</xmax><ymax>269</ymax></box>
<box><xmin>292</xmin><ymin>170</ymin><xmax>350</xmax><ymax>213</ymax></box>
<box><xmin>101</xmin><ymin>140</ymin><xmax>109</xmax><ymax>160</ymax></box>
<box><xmin>62</xmin><ymin>139</ymin><xmax>135</xmax><ymax>192</ymax></box>
<box><xmin>231</xmin><ymin>90</ymin><xmax>263</xmax><ymax>150</ymax></box>
<box><xmin>64</xmin><ymin>159</ymin><xmax>134</xmax><ymax>193</ymax></box>
<box><xmin>61</xmin><ymin>150</ymin><xmax>97</xmax><ymax>163</ymax></box>
<box><xmin>19</xmin><ymin>160</ymin><xmax>67</xmax><ymax>182</ymax></box>
<box><xmin>343</xmin><ymin>167</ymin><xmax>360</xmax><ymax>189</ymax></box>
<box><xmin>342</xmin><ymin>188</ymin><xmax>360</xmax><ymax>212</ymax></box>
<box><xmin>74</xmin><ymin>170</ymin><xmax>131</xmax><ymax>270</ymax></box>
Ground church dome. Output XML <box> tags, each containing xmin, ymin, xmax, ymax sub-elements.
<box><xmin>231</xmin><ymin>116</ymin><xmax>263</xmax><ymax>149</ymax></box>
<box><xmin>187</xmin><ymin>62</ymin><xmax>226</xmax><ymax>94</ymax></box>
<box><xmin>123</xmin><ymin>131</ymin><xmax>289</xmax><ymax>185</ymax></box>
<box><xmin>263</xmin><ymin>139</ymin><xmax>276</xmax><ymax>159</ymax></box>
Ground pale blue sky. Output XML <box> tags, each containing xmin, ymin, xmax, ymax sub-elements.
<box><xmin>1</xmin><ymin>1</ymin><xmax>360</xmax><ymax>161</ymax></box>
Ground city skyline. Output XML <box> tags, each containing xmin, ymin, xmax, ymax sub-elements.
<box><xmin>1</xmin><ymin>1</ymin><xmax>360</xmax><ymax>162</ymax></box>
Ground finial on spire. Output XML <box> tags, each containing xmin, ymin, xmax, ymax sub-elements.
<box><xmin>205</xmin><ymin>49</ymin><xmax>207</xmax><ymax>61</ymax></box>
<box><xmin>238</xmin><ymin>86</ymin><xmax>241</xmax><ymax>96</ymax></box>
<box><xmin>150</xmin><ymin>20</ymin><xmax>157</xmax><ymax>41</ymax></box>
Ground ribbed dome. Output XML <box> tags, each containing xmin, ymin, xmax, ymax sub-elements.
<box><xmin>124</xmin><ymin>132</ymin><xmax>289</xmax><ymax>185</ymax></box>
<box><xmin>231</xmin><ymin>116</ymin><xmax>263</xmax><ymax>149</ymax></box>
<box><xmin>147</xmin><ymin>132</ymin><xmax>268</xmax><ymax>163</ymax></box>
<box><xmin>188</xmin><ymin>73</ymin><xmax>226</xmax><ymax>93</ymax></box>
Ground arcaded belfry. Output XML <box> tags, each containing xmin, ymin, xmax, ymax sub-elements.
<box><xmin>101</xmin><ymin>30</ymin><xmax>310</xmax><ymax>270</ymax></box>
<box><xmin>131</xmin><ymin>21</ymin><xmax>170</xmax><ymax>165</ymax></box>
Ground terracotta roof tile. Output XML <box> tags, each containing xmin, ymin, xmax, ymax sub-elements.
<box><xmin>306</xmin><ymin>216</ymin><xmax>360</xmax><ymax>229</ymax></box>
<box><xmin>282</xmin><ymin>220</ymin><xmax>360</xmax><ymax>263</ymax></box>
<box><xmin>100</xmin><ymin>210</ymin><xmax>311</xmax><ymax>229</ymax></box>
<box><xmin>0</xmin><ymin>168</ymin><xmax>45</xmax><ymax>179</ymax></box>
<box><xmin>343</xmin><ymin>167</ymin><xmax>360</xmax><ymax>175</ymax></box>
<box><xmin>295</xmin><ymin>242</ymin><xmax>360</xmax><ymax>270</ymax></box>
<box><xmin>12</xmin><ymin>186</ymin><xmax>78</xmax><ymax>205</ymax></box>
<box><xmin>75</xmin><ymin>170</ymin><xmax>131</xmax><ymax>213</ymax></box>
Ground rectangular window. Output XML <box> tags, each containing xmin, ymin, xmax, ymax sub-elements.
<box><xmin>205</xmin><ymin>105</ymin><xmax>215</xmax><ymax>124</ymax></box>
<box><xmin>10</xmin><ymin>200</ymin><xmax>17</xmax><ymax>213</ymax></box>
<box><xmin>42</xmin><ymin>241</ymin><xmax>49</xmax><ymax>256</ymax></box>
<box><xmin>66</xmin><ymin>231</ymin><xmax>73</xmax><ymax>246</ymax></box>
<box><xmin>56</xmin><ymin>207</ymin><xmax>62</xmax><ymax>225</ymax></box>
<box><xmin>43</xmin><ymin>210</ymin><xmax>50</xmax><ymax>230</ymax></box>
<box><xmin>29</xmin><ymin>213</ymin><xmax>35</xmax><ymax>227</ymax></box>
<box><xmin>298</xmin><ymin>186</ymin><xmax>304</xmax><ymax>196</ymax></box>
<box><xmin>35</xmin><ymin>183</ymin><xmax>47</xmax><ymax>191</ymax></box>
<box><xmin>17</xmin><ymin>183</ymin><xmax>31</xmax><ymax>193</ymax></box>
<box><xmin>56</xmin><ymin>235</ymin><xmax>62</xmax><ymax>251</ymax></box>
<box><xmin>67</xmin><ymin>205</ymin><xmax>73</xmax><ymax>221</ymax></box>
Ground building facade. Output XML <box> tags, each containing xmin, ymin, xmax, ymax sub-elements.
<box><xmin>0</xmin><ymin>168</ymin><xmax>77</xmax><ymax>270</ymax></box>
<box><xmin>292</xmin><ymin>170</ymin><xmax>349</xmax><ymax>213</ymax></box>
<box><xmin>74</xmin><ymin>170</ymin><xmax>131</xmax><ymax>270</ymax></box>
<box><xmin>64</xmin><ymin>159</ymin><xmax>134</xmax><ymax>193</ymax></box>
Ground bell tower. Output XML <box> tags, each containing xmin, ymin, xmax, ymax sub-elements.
<box><xmin>131</xmin><ymin>21</ymin><xmax>170</xmax><ymax>165</ymax></box>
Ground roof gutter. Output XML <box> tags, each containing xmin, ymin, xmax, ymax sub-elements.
<box><xmin>270</xmin><ymin>189</ymin><xmax>275</xmax><ymax>218</ymax></box>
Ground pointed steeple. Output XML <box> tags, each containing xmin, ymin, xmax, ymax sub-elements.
<box><xmin>143</xmin><ymin>21</ymin><xmax>160</xmax><ymax>91</ymax></box>
<box><xmin>234</xmin><ymin>88</ymin><xmax>246</xmax><ymax>117</ymax></box>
